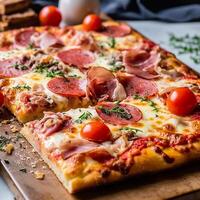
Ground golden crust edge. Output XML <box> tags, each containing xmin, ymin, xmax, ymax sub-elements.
<box><xmin>21</xmin><ymin>125</ymin><xmax>200</xmax><ymax>193</ymax></box>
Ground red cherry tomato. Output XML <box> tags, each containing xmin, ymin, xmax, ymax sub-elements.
<box><xmin>39</xmin><ymin>6</ymin><xmax>62</xmax><ymax>26</ymax></box>
<box><xmin>80</xmin><ymin>121</ymin><xmax>111</xmax><ymax>142</ymax></box>
<box><xmin>166</xmin><ymin>87</ymin><xmax>197</xmax><ymax>116</ymax></box>
<box><xmin>82</xmin><ymin>14</ymin><xmax>102</xmax><ymax>31</ymax></box>
<box><xmin>0</xmin><ymin>92</ymin><xmax>4</xmax><ymax>107</ymax></box>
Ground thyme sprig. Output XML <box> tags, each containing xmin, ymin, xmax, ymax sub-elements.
<box><xmin>120</xmin><ymin>127</ymin><xmax>143</xmax><ymax>135</ymax></box>
<box><xmin>13</xmin><ymin>63</ymin><xmax>29</xmax><ymax>70</ymax></box>
<box><xmin>34</xmin><ymin>61</ymin><xmax>64</xmax><ymax>78</ymax></box>
<box><xmin>75</xmin><ymin>111</ymin><xmax>93</xmax><ymax>124</ymax></box>
<box><xmin>169</xmin><ymin>33</ymin><xmax>200</xmax><ymax>64</ymax></box>
<box><xmin>13</xmin><ymin>84</ymin><xmax>31</xmax><ymax>90</ymax></box>
<box><xmin>0</xmin><ymin>136</ymin><xmax>10</xmax><ymax>151</ymax></box>
<box><xmin>98</xmin><ymin>105</ymin><xmax>132</xmax><ymax>120</ymax></box>
<box><xmin>108</xmin><ymin>37</ymin><xmax>116</xmax><ymax>48</ymax></box>
<box><xmin>108</xmin><ymin>57</ymin><xmax>123</xmax><ymax>72</ymax></box>
<box><xmin>99</xmin><ymin>37</ymin><xmax>116</xmax><ymax>49</ymax></box>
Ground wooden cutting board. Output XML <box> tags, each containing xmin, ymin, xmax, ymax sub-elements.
<box><xmin>1</xmin><ymin>109</ymin><xmax>200</xmax><ymax>200</ymax></box>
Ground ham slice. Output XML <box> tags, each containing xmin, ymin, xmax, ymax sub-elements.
<box><xmin>54</xmin><ymin>138</ymin><xmax>113</xmax><ymax>163</ymax></box>
<box><xmin>31</xmin><ymin>32</ymin><xmax>64</xmax><ymax>49</ymax></box>
<box><xmin>123</xmin><ymin>47</ymin><xmax>160</xmax><ymax>80</ymax></box>
<box><xmin>100</xmin><ymin>24</ymin><xmax>131</xmax><ymax>38</ymax></box>
<box><xmin>60</xmin><ymin>139</ymin><xmax>99</xmax><ymax>160</ymax></box>
<box><xmin>32</xmin><ymin>112</ymin><xmax>72</xmax><ymax>137</ymax></box>
<box><xmin>87</xmin><ymin>67</ymin><xmax>126</xmax><ymax>101</ymax></box>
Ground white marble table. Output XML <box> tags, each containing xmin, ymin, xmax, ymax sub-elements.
<box><xmin>1</xmin><ymin>21</ymin><xmax>200</xmax><ymax>200</ymax></box>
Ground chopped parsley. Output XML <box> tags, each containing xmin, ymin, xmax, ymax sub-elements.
<box><xmin>108</xmin><ymin>37</ymin><xmax>116</xmax><ymax>48</ymax></box>
<box><xmin>110</xmin><ymin>65</ymin><xmax>123</xmax><ymax>72</ymax></box>
<box><xmin>99</xmin><ymin>37</ymin><xmax>116</xmax><ymax>49</ymax></box>
<box><xmin>169</xmin><ymin>33</ymin><xmax>200</xmax><ymax>64</ymax></box>
<box><xmin>13</xmin><ymin>63</ymin><xmax>28</xmax><ymax>71</ymax></box>
<box><xmin>120</xmin><ymin>127</ymin><xmax>142</xmax><ymax>140</ymax></box>
<box><xmin>0</xmin><ymin>136</ymin><xmax>10</xmax><ymax>151</ymax></box>
<box><xmin>98</xmin><ymin>106</ymin><xmax>132</xmax><ymax>120</ymax></box>
<box><xmin>27</xmin><ymin>43</ymin><xmax>35</xmax><ymax>49</ymax></box>
<box><xmin>34</xmin><ymin>61</ymin><xmax>64</xmax><ymax>78</ymax></box>
<box><xmin>13</xmin><ymin>84</ymin><xmax>31</xmax><ymax>90</ymax></box>
<box><xmin>108</xmin><ymin>57</ymin><xmax>123</xmax><ymax>72</ymax></box>
<box><xmin>120</xmin><ymin>127</ymin><xmax>143</xmax><ymax>135</ymax></box>
<box><xmin>75</xmin><ymin>111</ymin><xmax>93</xmax><ymax>123</ymax></box>
<box><xmin>133</xmin><ymin>94</ymin><xmax>159</xmax><ymax>112</ymax></box>
<box><xmin>46</xmin><ymin>70</ymin><xmax>64</xmax><ymax>78</ymax></box>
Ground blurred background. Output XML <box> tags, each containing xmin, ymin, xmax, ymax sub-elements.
<box><xmin>32</xmin><ymin>0</ymin><xmax>200</xmax><ymax>22</ymax></box>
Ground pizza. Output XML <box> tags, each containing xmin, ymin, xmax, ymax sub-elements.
<box><xmin>1</xmin><ymin>16</ymin><xmax>200</xmax><ymax>194</ymax></box>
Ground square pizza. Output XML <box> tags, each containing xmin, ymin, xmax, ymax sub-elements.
<box><xmin>0</xmin><ymin>19</ymin><xmax>200</xmax><ymax>193</ymax></box>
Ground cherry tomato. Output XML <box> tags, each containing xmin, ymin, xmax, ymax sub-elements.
<box><xmin>80</xmin><ymin>121</ymin><xmax>111</xmax><ymax>142</ymax></box>
<box><xmin>0</xmin><ymin>92</ymin><xmax>4</xmax><ymax>107</ymax></box>
<box><xmin>39</xmin><ymin>6</ymin><xmax>62</xmax><ymax>26</ymax></box>
<box><xmin>82</xmin><ymin>14</ymin><xmax>102</xmax><ymax>31</ymax></box>
<box><xmin>166</xmin><ymin>87</ymin><xmax>197</xmax><ymax>116</ymax></box>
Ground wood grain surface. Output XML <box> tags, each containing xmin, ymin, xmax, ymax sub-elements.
<box><xmin>1</xmin><ymin>109</ymin><xmax>200</xmax><ymax>200</ymax></box>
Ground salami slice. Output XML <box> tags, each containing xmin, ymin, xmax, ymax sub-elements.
<box><xmin>0</xmin><ymin>58</ymin><xmax>31</xmax><ymax>78</ymax></box>
<box><xmin>15</xmin><ymin>29</ymin><xmax>36</xmax><ymax>47</ymax></box>
<box><xmin>57</xmin><ymin>48</ymin><xmax>95</xmax><ymax>70</ymax></box>
<box><xmin>117</xmin><ymin>73</ymin><xmax>158</xmax><ymax>97</ymax></box>
<box><xmin>96</xmin><ymin>102</ymin><xmax>142</xmax><ymax>125</ymax></box>
<box><xmin>47</xmin><ymin>77</ymin><xmax>86</xmax><ymax>97</ymax></box>
<box><xmin>101</xmin><ymin>24</ymin><xmax>131</xmax><ymax>37</ymax></box>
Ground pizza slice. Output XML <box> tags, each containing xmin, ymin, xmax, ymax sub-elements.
<box><xmin>21</xmin><ymin>92</ymin><xmax>200</xmax><ymax>193</ymax></box>
<box><xmin>0</xmin><ymin>56</ymin><xmax>90</xmax><ymax>122</ymax></box>
<box><xmin>0</xmin><ymin>21</ymin><xmax>145</xmax><ymax>122</ymax></box>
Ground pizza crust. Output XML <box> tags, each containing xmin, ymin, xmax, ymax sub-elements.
<box><xmin>21</xmin><ymin>125</ymin><xmax>200</xmax><ymax>193</ymax></box>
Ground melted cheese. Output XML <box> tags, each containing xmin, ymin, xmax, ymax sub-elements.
<box><xmin>0</xmin><ymin>48</ymin><xmax>36</xmax><ymax>60</ymax></box>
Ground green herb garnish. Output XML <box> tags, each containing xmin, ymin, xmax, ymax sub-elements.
<box><xmin>120</xmin><ymin>127</ymin><xmax>143</xmax><ymax>134</ymax></box>
<box><xmin>108</xmin><ymin>57</ymin><xmax>123</xmax><ymax>72</ymax></box>
<box><xmin>75</xmin><ymin>111</ymin><xmax>93</xmax><ymax>123</ymax></box>
<box><xmin>13</xmin><ymin>63</ymin><xmax>28</xmax><ymax>70</ymax></box>
<box><xmin>27</xmin><ymin>43</ymin><xmax>34</xmax><ymax>49</ymax></box>
<box><xmin>133</xmin><ymin>94</ymin><xmax>159</xmax><ymax>112</ymax></box>
<box><xmin>108</xmin><ymin>37</ymin><xmax>116</xmax><ymax>48</ymax></box>
<box><xmin>0</xmin><ymin>136</ymin><xmax>10</xmax><ymax>151</ymax></box>
<box><xmin>110</xmin><ymin>65</ymin><xmax>123</xmax><ymax>72</ymax></box>
<box><xmin>98</xmin><ymin>106</ymin><xmax>132</xmax><ymax>120</ymax></box>
<box><xmin>13</xmin><ymin>84</ymin><xmax>31</xmax><ymax>90</ymax></box>
<box><xmin>169</xmin><ymin>33</ymin><xmax>200</xmax><ymax>64</ymax></box>
<box><xmin>34</xmin><ymin>61</ymin><xmax>64</xmax><ymax>78</ymax></box>
<box><xmin>99</xmin><ymin>37</ymin><xmax>116</xmax><ymax>49</ymax></box>
<box><xmin>46</xmin><ymin>70</ymin><xmax>64</xmax><ymax>78</ymax></box>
